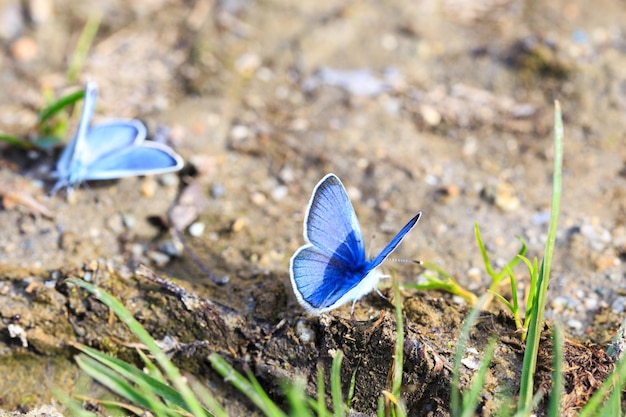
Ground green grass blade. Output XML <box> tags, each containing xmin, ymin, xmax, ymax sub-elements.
<box><xmin>75</xmin><ymin>354</ymin><xmax>171</xmax><ymax>416</ymax></box>
<box><xmin>331</xmin><ymin>350</ymin><xmax>346</xmax><ymax>417</ymax></box>
<box><xmin>38</xmin><ymin>89</ymin><xmax>85</xmax><ymax>125</ymax></box>
<box><xmin>54</xmin><ymin>388</ymin><xmax>99</xmax><ymax>417</ymax></box>
<box><xmin>605</xmin><ymin>377</ymin><xmax>622</xmax><ymax>417</ymax></box>
<box><xmin>66</xmin><ymin>13</ymin><xmax>101</xmax><ymax>83</ymax></box>
<box><xmin>488</xmin><ymin>290</ymin><xmax>515</xmax><ymax>315</ymax></box>
<box><xmin>474</xmin><ymin>223</ymin><xmax>496</xmax><ymax>279</ymax></box>
<box><xmin>494</xmin><ymin>238</ymin><xmax>528</xmax><ymax>282</ymax></box>
<box><xmin>0</xmin><ymin>133</ymin><xmax>33</xmax><ymax>148</ymax></box>
<box><xmin>377</xmin><ymin>396</ymin><xmax>385</xmax><ymax>417</ymax></box>
<box><xmin>247</xmin><ymin>370</ymin><xmax>288</xmax><ymax>417</ymax></box>
<box><xmin>347</xmin><ymin>365</ymin><xmax>357</xmax><ymax>410</ymax></box>
<box><xmin>392</xmin><ymin>276</ymin><xmax>404</xmax><ymax>397</ymax></box>
<box><xmin>451</xmin><ymin>294</ymin><xmax>488</xmax><ymax>417</ymax></box>
<box><xmin>517</xmin><ymin>100</ymin><xmax>563</xmax><ymax>410</ymax></box>
<box><xmin>407</xmin><ymin>262</ymin><xmax>477</xmax><ymax>304</ymax></box>
<box><xmin>547</xmin><ymin>325</ymin><xmax>563</xmax><ymax>417</ymax></box>
<box><xmin>460</xmin><ymin>338</ymin><xmax>497</xmax><ymax>417</ymax></box>
<box><xmin>313</xmin><ymin>364</ymin><xmax>331</xmax><ymax>417</ymax></box>
<box><xmin>66</xmin><ymin>278</ymin><xmax>212</xmax><ymax>417</ymax></box>
<box><xmin>188</xmin><ymin>379</ymin><xmax>230</xmax><ymax>417</ymax></box>
<box><xmin>75</xmin><ymin>344</ymin><xmax>192</xmax><ymax>414</ymax></box>
<box><xmin>513</xmin><ymin>391</ymin><xmax>544</xmax><ymax>417</ymax></box>
<box><xmin>391</xmin><ymin>276</ymin><xmax>407</xmax><ymax>417</ymax></box>
<box><xmin>285</xmin><ymin>380</ymin><xmax>314</xmax><ymax>417</ymax></box>
<box><xmin>136</xmin><ymin>348</ymin><xmax>167</xmax><ymax>383</ymax></box>
<box><xmin>208</xmin><ymin>353</ymin><xmax>287</xmax><ymax>417</ymax></box>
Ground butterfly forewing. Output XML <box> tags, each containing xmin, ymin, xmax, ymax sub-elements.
<box><xmin>83</xmin><ymin>142</ymin><xmax>184</xmax><ymax>180</ymax></box>
<box><xmin>305</xmin><ymin>174</ymin><xmax>366</xmax><ymax>268</ymax></box>
<box><xmin>56</xmin><ymin>81</ymin><xmax>99</xmax><ymax>174</ymax></box>
<box><xmin>368</xmin><ymin>212</ymin><xmax>422</xmax><ymax>269</ymax></box>
<box><xmin>79</xmin><ymin>120</ymin><xmax>146</xmax><ymax>166</ymax></box>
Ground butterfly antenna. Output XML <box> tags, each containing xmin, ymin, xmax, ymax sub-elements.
<box><xmin>386</xmin><ymin>258</ymin><xmax>423</xmax><ymax>265</ymax></box>
<box><xmin>366</xmin><ymin>234</ymin><xmax>377</xmax><ymax>259</ymax></box>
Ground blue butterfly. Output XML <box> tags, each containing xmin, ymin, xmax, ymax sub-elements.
<box><xmin>50</xmin><ymin>81</ymin><xmax>184</xmax><ymax>194</ymax></box>
<box><xmin>290</xmin><ymin>173</ymin><xmax>421</xmax><ymax>314</ymax></box>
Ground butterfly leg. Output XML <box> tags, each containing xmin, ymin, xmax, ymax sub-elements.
<box><xmin>350</xmin><ymin>299</ymin><xmax>359</xmax><ymax>318</ymax></box>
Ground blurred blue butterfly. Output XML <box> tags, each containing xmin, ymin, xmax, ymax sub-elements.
<box><xmin>290</xmin><ymin>173</ymin><xmax>421</xmax><ymax>314</ymax></box>
<box><xmin>50</xmin><ymin>81</ymin><xmax>184</xmax><ymax>194</ymax></box>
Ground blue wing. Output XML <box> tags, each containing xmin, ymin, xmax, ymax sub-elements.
<box><xmin>82</xmin><ymin>141</ymin><xmax>184</xmax><ymax>180</ymax></box>
<box><xmin>290</xmin><ymin>243</ymin><xmax>368</xmax><ymax>313</ymax></box>
<box><xmin>304</xmin><ymin>174</ymin><xmax>366</xmax><ymax>268</ymax></box>
<box><xmin>55</xmin><ymin>81</ymin><xmax>99</xmax><ymax>174</ymax></box>
<box><xmin>368</xmin><ymin>212</ymin><xmax>422</xmax><ymax>269</ymax></box>
<box><xmin>79</xmin><ymin>120</ymin><xmax>147</xmax><ymax>166</ymax></box>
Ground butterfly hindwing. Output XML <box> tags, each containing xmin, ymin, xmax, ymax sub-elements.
<box><xmin>304</xmin><ymin>174</ymin><xmax>366</xmax><ymax>268</ymax></box>
<box><xmin>290</xmin><ymin>244</ymin><xmax>367</xmax><ymax>313</ymax></box>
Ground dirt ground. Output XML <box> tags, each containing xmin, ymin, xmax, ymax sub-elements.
<box><xmin>0</xmin><ymin>0</ymin><xmax>625</xmax><ymax>415</ymax></box>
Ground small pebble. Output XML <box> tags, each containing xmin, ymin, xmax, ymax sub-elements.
<box><xmin>235</xmin><ymin>52</ymin><xmax>261</xmax><ymax>77</ymax></box>
<box><xmin>106</xmin><ymin>214</ymin><xmax>125</xmax><ymax>234</ymax></box>
<box><xmin>295</xmin><ymin>320</ymin><xmax>316</xmax><ymax>344</ymax></box>
<box><xmin>147</xmin><ymin>250</ymin><xmax>171</xmax><ymax>267</ymax></box>
<box><xmin>158</xmin><ymin>239</ymin><xmax>184</xmax><ymax>257</ymax></box>
<box><xmin>461</xmin><ymin>356</ymin><xmax>481</xmax><ymax>370</ymax></box>
<box><xmin>251</xmin><ymin>192</ymin><xmax>267</xmax><ymax>206</ymax></box>
<box><xmin>462</xmin><ymin>136</ymin><xmax>478</xmax><ymax>156</ymax></box>
<box><xmin>188</xmin><ymin>222</ymin><xmax>205</xmax><ymax>237</ymax></box>
<box><xmin>452</xmin><ymin>295</ymin><xmax>466</xmax><ymax>305</ymax></box>
<box><xmin>8</xmin><ymin>323</ymin><xmax>28</xmax><ymax>347</ymax></box>
<box><xmin>11</xmin><ymin>36</ymin><xmax>38</xmax><ymax>62</ymax></box>
<box><xmin>271</xmin><ymin>185</ymin><xmax>288</xmax><ymax>201</ymax></box>
<box><xmin>130</xmin><ymin>243</ymin><xmax>144</xmax><ymax>259</ymax></box>
<box><xmin>466</xmin><ymin>267</ymin><xmax>481</xmax><ymax>281</ymax></box>
<box><xmin>567</xmin><ymin>319</ymin><xmax>583</xmax><ymax>331</ymax></box>
<box><xmin>122</xmin><ymin>214</ymin><xmax>136</xmax><ymax>229</ymax></box>
<box><xmin>279</xmin><ymin>166</ymin><xmax>295</xmax><ymax>183</ymax></box>
<box><xmin>230</xmin><ymin>125</ymin><xmax>250</xmax><ymax>140</ymax></box>
<box><xmin>27</xmin><ymin>0</ymin><xmax>52</xmax><ymax>24</ymax></box>
<box><xmin>551</xmin><ymin>296</ymin><xmax>570</xmax><ymax>313</ymax></box>
<box><xmin>583</xmin><ymin>296</ymin><xmax>598</xmax><ymax>310</ymax></box>
<box><xmin>531</xmin><ymin>211</ymin><xmax>551</xmax><ymax>225</ymax></box>
<box><xmin>158</xmin><ymin>173</ymin><xmax>179</xmax><ymax>188</ymax></box>
<box><xmin>494</xmin><ymin>182</ymin><xmax>520</xmax><ymax>212</ymax></box>
<box><xmin>210</xmin><ymin>184</ymin><xmax>225</xmax><ymax>199</ymax></box>
<box><xmin>231</xmin><ymin>217</ymin><xmax>246</xmax><ymax>232</ymax></box>
<box><xmin>611</xmin><ymin>296</ymin><xmax>626</xmax><ymax>314</ymax></box>
<box><xmin>435</xmin><ymin>184</ymin><xmax>460</xmax><ymax>203</ymax></box>
<box><xmin>420</xmin><ymin>104</ymin><xmax>441</xmax><ymax>126</ymax></box>
<box><xmin>580</xmin><ymin>223</ymin><xmax>611</xmax><ymax>251</ymax></box>
<box><xmin>141</xmin><ymin>177</ymin><xmax>158</xmax><ymax>198</ymax></box>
